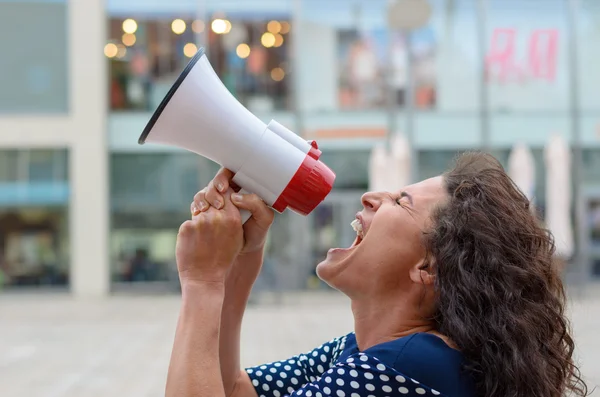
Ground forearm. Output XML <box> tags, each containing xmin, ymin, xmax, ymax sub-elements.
<box><xmin>220</xmin><ymin>249</ymin><xmax>264</xmax><ymax>396</ymax></box>
<box><xmin>166</xmin><ymin>281</ymin><xmax>226</xmax><ymax>397</ymax></box>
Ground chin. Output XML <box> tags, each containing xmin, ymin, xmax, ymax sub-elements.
<box><xmin>315</xmin><ymin>247</ymin><xmax>357</xmax><ymax>290</ymax></box>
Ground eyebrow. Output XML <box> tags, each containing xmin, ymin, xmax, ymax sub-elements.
<box><xmin>401</xmin><ymin>191</ymin><xmax>414</xmax><ymax>205</ymax></box>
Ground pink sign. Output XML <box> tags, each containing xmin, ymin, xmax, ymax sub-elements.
<box><xmin>485</xmin><ymin>28</ymin><xmax>559</xmax><ymax>83</ymax></box>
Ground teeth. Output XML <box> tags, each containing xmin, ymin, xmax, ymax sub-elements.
<box><xmin>351</xmin><ymin>219</ymin><xmax>364</xmax><ymax>237</ymax></box>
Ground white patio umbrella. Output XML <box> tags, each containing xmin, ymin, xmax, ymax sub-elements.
<box><xmin>544</xmin><ymin>134</ymin><xmax>574</xmax><ymax>259</ymax></box>
<box><xmin>368</xmin><ymin>133</ymin><xmax>411</xmax><ymax>192</ymax></box>
<box><xmin>388</xmin><ymin>133</ymin><xmax>411</xmax><ymax>191</ymax></box>
<box><xmin>508</xmin><ymin>142</ymin><xmax>536</xmax><ymax>208</ymax></box>
<box><xmin>368</xmin><ymin>143</ymin><xmax>390</xmax><ymax>192</ymax></box>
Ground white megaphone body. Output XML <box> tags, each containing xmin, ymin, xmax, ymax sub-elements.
<box><xmin>138</xmin><ymin>48</ymin><xmax>336</xmax><ymax>223</ymax></box>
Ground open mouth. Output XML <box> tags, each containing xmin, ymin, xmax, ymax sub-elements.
<box><xmin>350</xmin><ymin>218</ymin><xmax>365</xmax><ymax>248</ymax></box>
<box><xmin>327</xmin><ymin>217</ymin><xmax>366</xmax><ymax>255</ymax></box>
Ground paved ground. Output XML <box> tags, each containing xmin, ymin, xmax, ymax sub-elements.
<box><xmin>2</xmin><ymin>286</ymin><xmax>600</xmax><ymax>397</ymax></box>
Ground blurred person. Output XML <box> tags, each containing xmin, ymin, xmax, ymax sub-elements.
<box><xmin>166</xmin><ymin>152</ymin><xmax>587</xmax><ymax>397</ymax></box>
<box><xmin>348</xmin><ymin>37</ymin><xmax>379</xmax><ymax>108</ymax></box>
<box><xmin>130</xmin><ymin>248</ymin><xmax>151</xmax><ymax>282</ymax></box>
<box><xmin>391</xmin><ymin>36</ymin><xmax>408</xmax><ymax>107</ymax></box>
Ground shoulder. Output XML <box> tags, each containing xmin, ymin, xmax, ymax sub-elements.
<box><xmin>304</xmin><ymin>353</ymin><xmax>445</xmax><ymax>396</ymax></box>
<box><xmin>361</xmin><ymin>333</ymin><xmax>475</xmax><ymax>396</ymax></box>
<box><xmin>363</xmin><ymin>332</ymin><xmax>462</xmax><ymax>367</ymax></box>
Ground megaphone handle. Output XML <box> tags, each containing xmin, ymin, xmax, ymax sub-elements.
<box><xmin>238</xmin><ymin>189</ymin><xmax>252</xmax><ymax>224</ymax></box>
<box><xmin>240</xmin><ymin>209</ymin><xmax>252</xmax><ymax>224</ymax></box>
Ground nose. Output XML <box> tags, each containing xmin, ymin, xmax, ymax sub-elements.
<box><xmin>361</xmin><ymin>191</ymin><xmax>383</xmax><ymax>211</ymax></box>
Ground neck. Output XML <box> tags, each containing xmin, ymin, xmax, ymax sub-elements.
<box><xmin>351</xmin><ymin>289</ymin><xmax>436</xmax><ymax>351</ymax></box>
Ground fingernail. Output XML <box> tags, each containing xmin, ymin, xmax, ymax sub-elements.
<box><xmin>232</xmin><ymin>193</ymin><xmax>242</xmax><ymax>202</ymax></box>
<box><xmin>192</xmin><ymin>205</ymin><xmax>200</xmax><ymax>215</ymax></box>
<box><xmin>217</xmin><ymin>182</ymin><xmax>225</xmax><ymax>192</ymax></box>
<box><xmin>199</xmin><ymin>201</ymin><xmax>207</xmax><ymax>210</ymax></box>
<box><xmin>214</xmin><ymin>199</ymin><xmax>222</xmax><ymax>209</ymax></box>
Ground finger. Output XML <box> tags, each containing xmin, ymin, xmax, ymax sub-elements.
<box><xmin>220</xmin><ymin>188</ymin><xmax>237</xmax><ymax>212</ymax></box>
<box><xmin>190</xmin><ymin>201</ymin><xmax>200</xmax><ymax>216</ymax></box>
<box><xmin>205</xmin><ymin>180</ymin><xmax>224</xmax><ymax>210</ymax></box>
<box><xmin>221</xmin><ymin>189</ymin><xmax>243</xmax><ymax>226</ymax></box>
<box><xmin>230</xmin><ymin>192</ymin><xmax>274</xmax><ymax>226</ymax></box>
<box><xmin>213</xmin><ymin>168</ymin><xmax>235</xmax><ymax>193</ymax></box>
<box><xmin>192</xmin><ymin>189</ymin><xmax>208</xmax><ymax>214</ymax></box>
<box><xmin>192</xmin><ymin>205</ymin><xmax>215</xmax><ymax>222</ymax></box>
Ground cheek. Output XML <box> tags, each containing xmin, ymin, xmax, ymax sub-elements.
<box><xmin>373</xmin><ymin>222</ymin><xmax>425</xmax><ymax>264</ymax></box>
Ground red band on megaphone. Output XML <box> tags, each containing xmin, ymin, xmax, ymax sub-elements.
<box><xmin>272</xmin><ymin>152</ymin><xmax>335</xmax><ymax>215</ymax></box>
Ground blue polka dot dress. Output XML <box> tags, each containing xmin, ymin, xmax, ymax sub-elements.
<box><xmin>245</xmin><ymin>332</ymin><xmax>476</xmax><ymax>397</ymax></box>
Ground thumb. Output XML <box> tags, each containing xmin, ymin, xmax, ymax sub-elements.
<box><xmin>231</xmin><ymin>193</ymin><xmax>274</xmax><ymax>225</ymax></box>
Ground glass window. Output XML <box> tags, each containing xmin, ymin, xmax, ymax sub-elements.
<box><xmin>583</xmin><ymin>148</ymin><xmax>600</xmax><ymax>183</ymax></box>
<box><xmin>29</xmin><ymin>150</ymin><xmax>68</xmax><ymax>182</ymax></box>
<box><xmin>418</xmin><ymin>149</ymin><xmax>468</xmax><ymax>180</ymax></box>
<box><xmin>297</xmin><ymin>0</ymin><xmax>476</xmax><ymax>113</ymax></box>
<box><xmin>428</xmin><ymin>0</ymin><xmax>480</xmax><ymax>112</ymax></box>
<box><xmin>110</xmin><ymin>152</ymin><xmax>217</xmax><ymax>211</ymax></box>
<box><xmin>0</xmin><ymin>1</ymin><xmax>68</xmax><ymax>113</ymax></box>
<box><xmin>0</xmin><ymin>149</ymin><xmax>68</xmax><ymax>184</ymax></box>
<box><xmin>0</xmin><ymin>151</ymin><xmax>20</xmax><ymax>182</ymax></box>
<box><xmin>0</xmin><ymin>149</ymin><xmax>70</xmax><ymax>289</ymax></box>
<box><xmin>319</xmin><ymin>150</ymin><xmax>370</xmax><ymax>190</ymax></box>
<box><xmin>110</xmin><ymin>152</ymin><xmax>220</xmax><ymax>283</ymax></box>
<box><xmin>297</xmin><ymin>0</ymin><xmax>393</xmax><ymax>112</ymax></box>
<box><xmin>106</xmin><ymin>12</ymin><xmax>292</xmax><ymax>112</ymax></box>
<box><xmin>486</xmin><ymin>0</ymin><xmax>569</xmax><ymax>112</ymax></box>
<box><xmin>577</xmin><ymin>0</ymin><xmax>600</xmax><ymax>111</ymax></box>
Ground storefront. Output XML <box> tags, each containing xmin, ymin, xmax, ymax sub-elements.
<box><xmin>87</xmin><ymin>0</ymin><xmax>600</xmax><ymax>293</ymax></box>
<box><xmin>0</xmin><ymin>150</ymin><xmax>70</xmax><ymax>289</ymax></box>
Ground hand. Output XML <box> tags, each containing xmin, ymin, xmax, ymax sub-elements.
<box><xmin>191</xmin><ymin>168</ymin><xmax>275</xmax><ymax>254</ymax></box>
<box><xmin>177</xmin><ymin>189</ymin><xmax>244</xmax><ymax>284</ymax></box>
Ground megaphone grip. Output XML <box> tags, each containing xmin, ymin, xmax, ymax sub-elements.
<box><xmin>238</xmin><ymin>189</ymin><xmax>252</xmax><ymax>224</ymax></box>
<box><xmin>240</xmin><ymin>209</ymin><xmax>252</xmax><ymax>224</ymax></box>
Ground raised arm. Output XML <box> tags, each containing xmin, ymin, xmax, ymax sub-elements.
<box><xmin>166</xmin><ymin>188</ymin><xmax>244</xmax><ymax>397</ymax></box>
<box><xmin>192</xmin><ymin>168</ymin><xmax>275</xmax><ymax>397</ymax></box>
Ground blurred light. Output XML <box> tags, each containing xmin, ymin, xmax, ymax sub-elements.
<box><xmin>267</xmin><ymin>20</ymin><xmax>281</xmax><ymax>34</ymax></box>
<box><xmin>122</xmin><ymin>33</ymin><xmax>136</xmax><ymax>47</ymax></box>
<box><xmin>236</xmin><ymin>43</ymin><xmax>251</xmax><ymax>58</ymax></box>
<box><xmin>122</xmin><ymin>18</ymin><xmax>138</xmax><ymax>34</ymax></box>
<box><xmin>261</xmin><ymin>32</ymin><xmax>276</xmax><ymax>48</ymax></box>
<box><xmin>172</xmin><ymin>19</ymin><xmax>186</xmax><ymax>34</ymax></box>
<box><xmin>212</xmin><ymin>19</ymin><xmax>229</xmax><ymax>34</ymax></box>
<box><xmin>183</xmin><ymin>43</ymin><xmax>198</xmax><ymax>58</ymax></box>
<box><xmin>192</xmin><ymin>20</ymin><xmax>205</xmax><ymax>33</ymax></box>
<box><xmin>271</xmin><ymin>67</ymin><xmax>285</xmax><ymax>81</ymax></box>
<box><xmin>211</xmin><ymin>19</ymin><xmax>226</xmax><ymax>34</ymax></box>
<box><xmin>274</xmin><ymin>33</ymin><xmax>284</xmax><ymax>47</ymax></box>
<box><xmin>104</xmin><ymin>43</ymin><xmax>118</xmax><ymax>58</ymax></box>
<box><xmin>280</xmin><ymin>21</ymin><xmax>291</xmax><ymax>34</ymax></box>
<box><xmin>116</xmin><ymin>44</ymin><xmax>127</xmax><ymax>58</ymax></box>
<box><xmin>223</xmin><ymin>20</ymin><xmax>232</xmax><ymax>34</ymax></box>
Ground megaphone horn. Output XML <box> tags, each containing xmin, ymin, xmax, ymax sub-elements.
<box><xmin>138</xmin><ymin>48</ymin><xmax>336</xmax><ymax>223</ymax></box>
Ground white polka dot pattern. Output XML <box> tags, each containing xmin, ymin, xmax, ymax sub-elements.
<box><xmin>246</xmin><ymin>334</ymin><xmax>349</xmax><ymax>395</ymax></box>
<box><xmin>247</xmin><ymin>341</ymin><xmax>446</xmax><ymax>397</ymax></box>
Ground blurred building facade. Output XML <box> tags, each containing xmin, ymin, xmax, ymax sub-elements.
<box><xmin>1</xmin><ymin>0</ymin><xmax>600</xmax><ymax>296</ymax></box>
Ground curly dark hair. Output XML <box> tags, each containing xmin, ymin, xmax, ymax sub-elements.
<box><xmin>423</xmin><ymin>152</ymin><xmax>588</xmax><ymax>397</ymax></box>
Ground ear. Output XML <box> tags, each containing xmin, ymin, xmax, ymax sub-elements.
<box><xmin>409</xmin><ymin>259</ymin><xmax>436</xmax><ymax>286</ymax></box>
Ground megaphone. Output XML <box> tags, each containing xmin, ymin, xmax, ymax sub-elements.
<box><xmin>138</xmin><ymin>48</ymin><xmax>336</xmax><ymax>223</ymax></box>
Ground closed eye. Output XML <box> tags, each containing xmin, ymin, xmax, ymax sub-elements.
<box><xmin>399</xmin><ymin>191</ymin><xmax>413</xmax><ymax>206</ymax></box>
<box><xmin>395</xmin><ymin>192</ymin><xmax>417</xmax><ymax>217</ymax></box>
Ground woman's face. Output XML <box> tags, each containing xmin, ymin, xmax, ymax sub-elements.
<box><xmin>316</xmin><ymin>176</ymin><xmax>447</xmax><ymax>297</ymax></box>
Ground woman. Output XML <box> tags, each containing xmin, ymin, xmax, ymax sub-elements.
<box><xmin>166</xmin><ymin>152</ymin><xmax>587</xmax><ymax>397</ymax></box>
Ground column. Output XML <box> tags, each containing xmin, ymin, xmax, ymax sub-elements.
<box><xmin>69</xmin><ymin>0</ymin><xmax>109</xmax><ymax>297</ymax></box>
